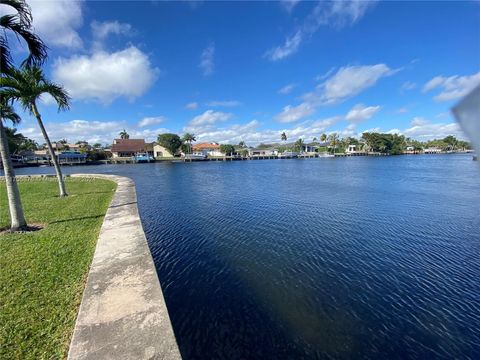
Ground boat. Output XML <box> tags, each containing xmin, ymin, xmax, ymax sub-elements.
<box><xmin>184</xmin><ymin>153</ymin><xmax>207</xmax><ymax>160</ymax></box>
<box><xmin>132</xmin><ymin>153</ymin><xmax>154</xmax><ymax>163</ymax></box>
<box><xmin>281</xmin><ymin>151</ymin><xmax>298</xmax><ymax>158</ymax></box>
<box><xmin>318</xmin><ymin>153</ymin><xmax>335</xmax><ymax>158</ymax></box>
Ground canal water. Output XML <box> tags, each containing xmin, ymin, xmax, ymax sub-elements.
<box><xmin>10</xmin><ymin>155</ymin><xmax>480</xmax><ymax>359</ymax></box>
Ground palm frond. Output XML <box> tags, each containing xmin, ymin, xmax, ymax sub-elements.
<box><xmin>0</xmin><ymin>0</ymin><xmax>32</xmax><ymax>26</ymax></box>
<box><xmin>1</xmin><ymin>14</ymin><xmax>47</xmax><ymax>67</ymax></box>
<box><xmin>0</xmin><ymin>100</ymin><xmax>21</xmax><ymax>125</ymax></box>
<box><xmin>0</xmin><ymin>38</ymin><xmax>13</xmax><ymax>72</ymax></box>
<box><xmin>38</xmin><ymin>82</ymin><xmax>71</xmax><ymax>111</ymax></box>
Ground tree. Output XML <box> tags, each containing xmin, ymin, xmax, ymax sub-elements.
<box><xmin>294</xmin><ymin>138</ymin><xmax>305</xmax><ymax>153</ymax></box>
<box><xmin>182</xmin><ymin>133</ymin><xmax>196</xmax><ymax>154</ymax></box>
<box><xmin>0</xmin><ymin>101</ymin><xmax>27</xmax><ymax>231</ymax></box>
<box><xmin>0</xmin><ymin>0</ymin><xmax>47</xmax><ymax>73</ymax></box>
<box><xmin>1</xmin><ymin>66</ymin><xmax>71</xmax><ymax>197</ymax></box>
<box><xmin>443</xmin><ymin>135</ymin><xmax>458</xmax><ymax>150</ymax></box>
<box><xmin>239</xmin><ymin>148</ymin><xmax>249</xmax><ymax>157</ymax></box>
<box><xmin>281</xmin><ymin>132</ymin><xmax>287</xmax><ymax>142</ymax></box>
<box><xmin>119</xmin><ymin>129</ymin><xmax>129</xmax><ymax>139</ymax></box>
<box><xmin>238</xmin><ymin>141</ymin><xmax>246</xmax><ymax>148</ymax></box>
<box><xmin>312</xmin><ymin>137</ymin><xmax>318</xmax><ymax>143</ymax></box>
<box><xmin>157</xmin><ymin>133</ymin><xmax>182</xmax><ymax>156</ymax></box>
<box><xmin>320</xmin><ymin>133</ymin><xmax>327</xmax><ymax>143</ymax></box>
<box><xmin>328</xmin><ymin>133</ymin><xmax>338</xmax><ymax>154</ymax></box>
<box><xmin>219</xmin><ymin>144</ymin><xmax>235</xmax><ymax>156</ymax></box>
<box><xmin>362</xmin><ymin>132</ymin><xmax>406</xmax><ymax>155</ymax></box>
<box><xmin>4</xmin><ymin>127</ymin><xmax>37</xmax><ymax>154</ymax></box>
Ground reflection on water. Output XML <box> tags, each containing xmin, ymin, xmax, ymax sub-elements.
<box><xmin>11</xmin><ymin>155</ymin><xmax>480</xmax><ymax>359</ymax></box>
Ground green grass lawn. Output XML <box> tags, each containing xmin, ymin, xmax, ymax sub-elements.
<box><xmin>0</xmin><ymin>177</ymin><xmax>116</xmax><ymax>359</ymax></box>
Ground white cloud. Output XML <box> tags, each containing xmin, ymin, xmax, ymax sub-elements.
<box><xmin>138</xmin><ymin>116</ymin><xmax>166</xmax><ymax>128</ymax></box>
<box><xmin>91</xmin><ymin>20</ymin><xmax>132</xmax><ymax>40</ymax></box>
<box><xmin>275</xmin><ymin>103</ymin><xmax>315</xmax><ymax>123</ymax></box>
<box><xmin>199</xmin><ymin>43</ymin><xmax>215</xmax><ymax>76</ymax></box>
<box><xmin>403</xmin><ymin>121</ymin><xmax>462</xmax><ymax>140</ymax></box>
<box><xmin>423</xmin><ymin>72</ymin><xmax>480</xmax><ymax>101</ymax></box>
<box><xmin>345</xmin><ymin>104</ymin><xmax>381</xmax><ymax>122</ymax></box>
<box><xmin>19</xmin><ymin>119</ymin><xmax>170</xmax><ymax>145</ymax></box>
<box><xmin>435</xmin><ymin>112</ymin><xmax>449</xmax><ymax>119</ymax></box>
<box><xmin>266</xmin><ymin>1</ymin><xmax>376</xmax><ymax>61</ymax></box>
<box><xmin>315</xmin><ymin>67</ymin><xmax>336</xmax><ymax>81</ymax></box>
<box><xmin>320</xmin><ymin>64</ymin><xmax>395</xmax><ymax>103</ymax></box>
<box><xmin>184</xmin><ymin>112</ymin><xmax>350</xmax><ymax>145</ymax></box>
<box><xmin>29</xmin><ymin>0</ymin><xmax>83</xmax><ymax>49</ymax></box>
<box><xmin>278</xmin><ymin>83</ymin><xmax>296</xmax><ymax>95</ymax></box>
<box><xmin>355</xmin><ymin>117</ymin><xmax>464</xmax><ymax>141</ymax></box>
<box><xmin>205</xmin><ymin>100</ymin><xmax>241</xmax><ymax>107</ymax></box>
<box><xmin>280</xmin><ymin>0</ymin><xmax>300</xmax><ymax>13</ymax></box>
<box><xmin>91</xmin><ymin>20</ymin><xmax>132</xmax><ymax>50</ymax></box>
<box><xmin>401</xmin><ymin>81</ymin><xmax>417</xmax><ymax>91</ymax></box>
<box><xmin>188</xmin><ymin>110</ymin><xmax>232</xmax><ymax>127</ymax></box>
<box><xmin>185</xmin><ymin>102</ymin><xmax>199</xmax><ymax>110</ymax></box>
<box><xmin>396</xmin><ymin>107</ymin><xmax>409</xmax><ymax>114</ymax></box>
<box><xmin>52</xmin><ymin>46</ymin><xmax>159</xmax><ymax>104</ymax></box>
<box><xmin>410</xmin><ymin>117</ymin><xmax>428</xmax><ymax>126</ymax></box>
<box><xmin>275</xmin><ymin>64</ymin><xmax>396</xmax><ymax>122</ymax></box>
<box><xmin>264</xmin><ymin>31</ymin><xmax>302</xmax><ymax>61</ymax></box>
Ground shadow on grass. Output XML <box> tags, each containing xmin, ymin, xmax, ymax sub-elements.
<box><xmin>49</xmin><ymin>215</ymin><xmax>105</xmax><ymax>224</ymax></box>
<box><xmin>70</xmin><ymin>190</ymin><xmax>115</xmax><ymax>196</ymax></box>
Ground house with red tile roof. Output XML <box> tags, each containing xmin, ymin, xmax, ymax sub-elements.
<box><xmin>192</xmin><ymin>142</ymin><xmax>223</xmax><ymax>157</ymax></box>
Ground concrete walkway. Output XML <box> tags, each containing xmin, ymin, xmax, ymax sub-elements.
<box><xmin>67</xmin><ymin>174</ymin><xmax>181</xmax><ymax>360</ymax></box>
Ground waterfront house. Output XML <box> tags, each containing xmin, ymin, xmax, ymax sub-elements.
<box><xmin>58</xmin><ymin>151</ymin><xmax>87</xmax><ymax>164</ymax></box>
<box><xmin>111</xmin><ymin>139</ymin><xmax>147</xmax><ymax>158</ymax></box>
<box><xmin>346</xmin><ymin>144</ymin><xmax>357</xmax><ymax>154</ymax></box>
<box><xmin>299</xmin><ymin>143</ymin><xmax>319</xmax><ymax>154</ymax></box>
<box><xmin>424</xmin><ymin>147</ymin><xmax>443</xmax><ymax>154</ymax></box>
<box><xmin>192</xmin><ymin>142</ymin><xmax>223</xmax><ymax>157</ymax></box>
<box><xmin>249</xmin><ymin>148</ymin><xmax>278</xmax><ymax>157</ymax></box>
<box><xmin>148</xmin><ymin>143</ymin><xmax>175</xmax><ymax>158</ymax></box>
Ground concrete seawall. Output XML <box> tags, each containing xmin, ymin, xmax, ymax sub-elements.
<box><xmin>63</xmin><ymin>174</ymin><xmax>181</xmax><ymax>359</ymax></box>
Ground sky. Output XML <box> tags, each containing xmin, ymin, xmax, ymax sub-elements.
<box><xmin>2</xmin><ymin>0</ymin><xmax>480</xmax><ymax>146</ymax></box>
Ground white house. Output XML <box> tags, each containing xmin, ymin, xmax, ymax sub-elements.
<box><xmin>192</xmin><ymin>142</ymin><xmax>223</xmax><ymax>157</ymax></box>
<box><xmin>346</xmin><ymin>144</ymin><xmax>357</xmax><ymax>153</ymax></box>
<box><xmin>249</xmin><ymin>148</ymin><xmax>278</xmax><ymax>156</ymax></box>
<box><xmin>150</xmin><ymin>143</ymin><xmax>175</xmax><ymax>158</ymax></box>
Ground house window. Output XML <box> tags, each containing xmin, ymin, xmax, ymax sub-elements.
<box><xmin>156</xmin><ymin>151</ymin><xmax>163</xmax><ymax>157</ymax></box>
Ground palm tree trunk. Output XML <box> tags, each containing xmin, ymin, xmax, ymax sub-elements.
<box><xmin>0</xmin><ymin>120</ymin><xmax>27</xmax><ymax>231</ymax></box>
<box><xmin>31</xmin><ymin>103</ymin><xmax>67</xmax><ymax>197</ymax></box>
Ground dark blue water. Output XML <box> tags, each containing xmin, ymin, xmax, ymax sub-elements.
<box><xmin>10</xmin><ymin>155</ymin><xmax>480</xmax><ymax>359</ymax></box>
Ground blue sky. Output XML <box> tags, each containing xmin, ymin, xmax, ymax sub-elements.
<box><xmin>3</xmin><ymin>0</ymin><xmax>480</xmax><ymax>145</ymax></box>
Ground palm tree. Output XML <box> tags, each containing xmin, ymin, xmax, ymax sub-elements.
<box><xmin>281</xmin><ymin>132</ymin><xmax>287</xmax><ymax>142</ymax></box>
<box><xmin>295</xmin><ymin>138</ymin><xmax>305</xmax><ymax>153</ymax></box>
<box><xmin>320</xmin><ymin>133</ymin><xmax>327</xmax><ymax>143</ymax></box>
<box><xmin>182</xmin><ymin>133</ymin><xmax>196</xmax><ymax>154</ymax></box>
<box><xmin>328</xmin><ymin>133</ymin><xmax>338</xmax><ymax>154</ymax></box>
<box><xmin>119</xmin><ymin>129</ymin><xmax>129</xmax><ymax>139</ymax></box>
<box><xmin>1</xmin><ymin>66</ymin><xmax>71</xmax><ymax>197</ymax></box>
<box><xmin>238</xmin><ymin>141</ymin><xmax>246</xmax><ymax>148</ymax></box>
<box><xmin>0</xmin><ymin>101</ymin><xmax>27</xmax><ymax>231</ymax></box>
<box><xmin>0</xmin><ymin>0</ymin><xmax>47</xmax><ymax>73</ymax></box>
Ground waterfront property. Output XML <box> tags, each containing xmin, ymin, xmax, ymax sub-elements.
<box><xmin>424</xmin><ymin>147</ymin><xmax>443</xmax><ymax>154</ymax></box>
<box><xmin>249</xmin><ymin>148</ymin><xmax>278</xmax><ymax>157</ymax></box>
<box><xmin>111</xmin><ymin>138</ymin><xmax>148</xmax><ymax>158</ymax></box>
<box><xmin>192</xmin><ymin>142</ymin><xmax>223</xmax><ymax>157</ymax></box>
<box><xmin>149</xmin><ymin>142</ymin><xmax>175</xmax><ymax>159</ymax></box>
